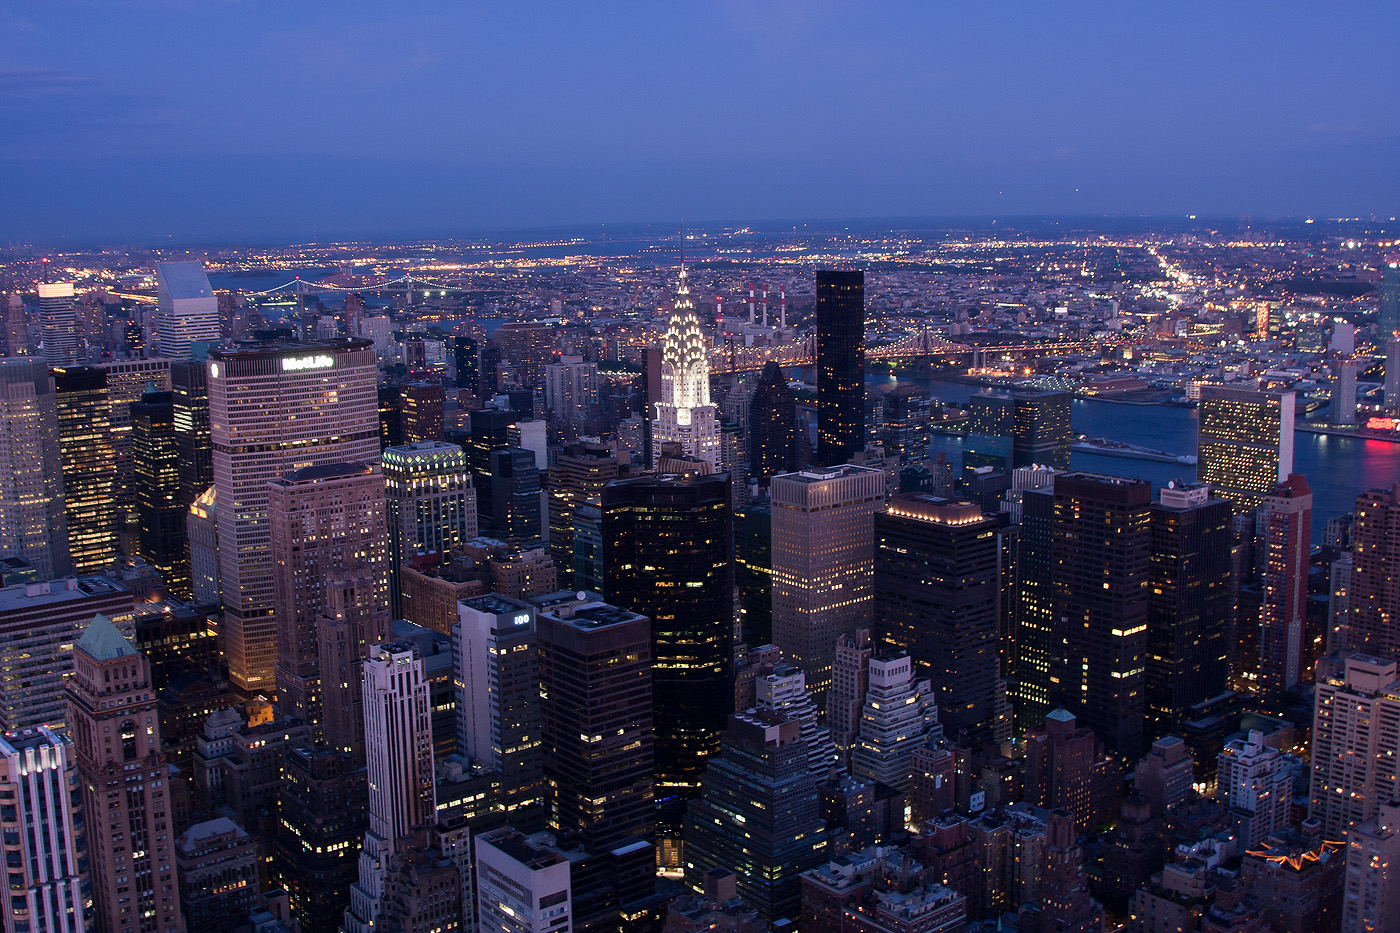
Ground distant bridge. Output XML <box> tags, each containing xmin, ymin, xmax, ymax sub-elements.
<box><xmin>709</xmin><ymin>328</ymin><xmax>1111</xmax><ymax>374</ymax></box>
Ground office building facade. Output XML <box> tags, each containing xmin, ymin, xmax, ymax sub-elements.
<box><xmin>155</xmin><ymin>261</ymin><xmax>219</xmax><ymax>359</ymax></box>
<box><xmin>0</xmin><ymin>359</ymin><xmax>69</xmax><ymax>577</ymax></box>
<box><xmin>815</xmin><ymin>270</ymin><xmax>865</xmax><ymax>466</ymax></box>
<box><xmin>1197</xmin><ymin>386</ymin><xmax>1295</xmax><ymax>511</ymax></box>
<box><xmin>383</xmin><ymin>440</ymin><xmax>476</xmax><ymax>613</ymax></box>
<box><xmin>53</xmin><ymin>365</ymin><xmax>117</xmax><ymax>572</ymax></box>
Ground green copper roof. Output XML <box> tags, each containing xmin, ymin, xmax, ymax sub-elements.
<box><xmin>74</xmin><ymin>613</ymin><xmax>138</xmax><ymax>661</ymax></box>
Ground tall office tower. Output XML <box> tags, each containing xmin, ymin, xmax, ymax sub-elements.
<box><xmin>1018</xmin><ymin>810</ymin><xmax>1105</xmax><ymax>933</ymax></box>
<box><xmin>275</xmin><ymin>748</ymin><xmax>368</xmax><ymax>933</ymax></box>
<box><xmin>544</xmin><ymin>356</ymin><xmax>599</xmax><ymax>426</ymax></box>
<box><xmin>450</xmin><ymin>327</ymin><xmax>479</xmax><ymax>392</ymax></box>
<box><xmin>1334</xmin><ymin>359</ymin><xmax>1359</xmax><ymax>425</ymax></box>
<box><xmin>383</xmin><ymin>441</ymin><xmax>476</xmax><ymax>613</ymax></box>
<box><xmin>1023</xmin><ymin>709</ymin><xmax>1121</xmax><ymax>833</ymax></box>
<box><xmin>1346</xmin><ymin>484</ymin><xmax>1400</xmax><ymax>657</ymax></box>
<box><xmin>748</xmin><ymin>361</ymin><xmax>797</xmax><ymax>484</ymax></box>
<box><xmin>346</xmin><ymin>641</ymin><xmax>436</xmax><ymax>933</ymax></box>
<box><xmin>467</xmin><ymin>405</ymin><xmax>517</xmax><ymax>523</ymax></box>
<box><xmin>1342</xmin><ymin>798</ymin><xmax>1400</xmax><ymax>933</ymax></box>
<box><xmin>1311</xmin><ymin>654</ymin><xmax>1400</xmax><ymax>838</ymax></box>
<box><xmin>1381</xmin><ymin>259</ymin><xmax>1400</xmax><ymax>342</ymax></box>
<box><xmin>398</xmin><ymin>379</ymin><xmax>443</xmax><ymax>444</ymax></box>
<box><xmin>1218</xmin><ymin>730</ymin><xmax>1293</xmax><ymax>846</ymax></box>
<box><xmin>537</xmin><ymin>598</ymin><xmax>654</xmax><ymax>852</ymax></box>
<box><xmin>602</xmin><ymin>471</ymin><xmax>733</xmax><ymax>808</ymax></box>
<box><xmin>0</xmin><ymin>578</ymin><xmax>132</xmax><ymax>732</ymax></box>
<box><xmin>474</xmin><ymin>828</ymin><xmax>572</xmax><ymax>933</ymax></box>
<box><xmin>651</xmin><ymin>263</ymin><xmax>721</xmax><ymax>469</ymax></box>
<box><xmin>1146</xmin><ymin>483</ymin><xmax>1233</xmax><ymax>733</ymax></box>
<box><xmin>815</xmin><ymin>270</ymin><xmax>865</xmax><ymax>466</ymax></box>
<box><xmin>849</xmin><ymin>653</ymin><xmax>942</xmax><ymax>792</ymax></box>
<box><xmin>174</xmin><ymin>818</ymin><xmax>259</xmax><ymax>930</ymax></box>
<box><xmin>95</xmin><ymin>359</ymin><xmax>172</xmax><ymax>534</ymax></box>
<box><xmin>1048</xmin><ymin>473</ymin><xmax>1152</xmax><ymax>759</ymax></box>
<box><xmin>770</xmin><ymin>465</ymin><xmax>886</xmax><ymax>698</ymax></box>
<box><xmin>132</xmin><ymin>389</ymin><xmax>189</xmax><ymax>596</ymax></box>
<box><xmin>0</xmin><ymin>359</ymin><xmax>69</xmax><ymax>577</ymax></box>
<box><xmin>37</xmin><ymin>282</ymin><xmax>81</xmax><ymax>365</ymax></box>
<box><xmin>66</xmin><ymin>615</ymin><xmax>187</xmax><ymax>933</ymax></box>
<box><xmin>1257</xmin><ymin>474</ymin><xmax>1312</xmax><ymax>692</ymax></box>
<box><xmin>1015</xmin><ymin>485</ymin><xmax>1056</xmax><ymax>729</ymax></box>
<box><xmin>53</xmin><ymin>366</ymin><xmax>117</xmax><ymax>572</ymax></box>
<box><xmin>454</xmin><ymin>595</ymin><xmax>545</xmax><ymax>827</ymax></box>
<box><xmin>964</xmin><ymin>390</ymin><xmax>1072</xmax><ymax>474</ymax></box>
<box><xmin>875</xmin><ymin>495</ymin><xmax>1001</xmax><ymax>746</ymax></box>
<box><xmin>754</xmin><ymin>662</ymin><xmax>843</xmax><ymax>781</ymax></box>
<box><xmin>209</xmin><ymin>339</ymin><xmax>379</xmax><ymax>694</ymax></box>
<box><xmin>493</xmin><ymin>321</ymin><xmax>555</xmax><ymax>388</ymax></box>
<box><xmin>155</xmin><ymin>261</ymin><xmax>219</xmax><ymax>359</ymax></box>
<box><xmin>828</xmin><ymin>628</ymin><xmax>874</xmax><ymax>760</ymax></box>
<box><xmin>269</xmin><ymin>461</ymin><xmax>390</xmax><ymax>729</ymax></box>
<box><xmin>170</xmin><ymin>358</ymin><xmax>212</xmax><ymax>511</ymax></box>
<box><xmin>682</xmin><ymin>710</ymin><xmax>828</xmax><ymax>921</ymax></box>
<box><xmin>1388</xmin><ymin>339</ymin><xmax>1400</xmax><ymax>417</ymax></box>
<box><xmin>546</xmin><ymin>441</ymin><xmax>619</xmax><ymax>587</ymax></box>
<box><xmin>490</xmin><ymin>447</ymin><xmax>542</xmax><ymax>544</ymax></box>
<box><xmin>186</xmin><ymin>487</ymin><xmax>220</xmax><ymax>604</ymax></box>
<box><xmin>1197</xmin><ymin>386</ymin><xmax>1295</xmax><ymax>512</ymax></box>
<box><xmin>0</xmin><ymin>727</ymin><xmax>88</xmax><ymax>933</ymax></box>
<box><xmin>881</xmin><ymin>385</ymin><xmax>932</xmax><ymax>463</ymax></box>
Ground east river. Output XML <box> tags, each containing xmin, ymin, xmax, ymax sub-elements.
<box><xmin>886</xmin><ymin>376</ymin><xmax>1400</xmax><ymax>543</ymax></box>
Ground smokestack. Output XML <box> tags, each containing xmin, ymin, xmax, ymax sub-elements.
<box><xmin>748</xmin><ymin>283</ymin><xmax>755</xmax><ymax>325</ymax></box>
<box><xmin>780</xmin><ymin>287</ymin><xmax>787</xmax><ymax>328</ymax></box>
<box><xmin>762</xmin><ymin>285</ymin><xmax>768</xmax><ymax>327</ymax></box>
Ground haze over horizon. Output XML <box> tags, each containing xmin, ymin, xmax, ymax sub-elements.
<box><xmin>3</xmin><ymin>1</ymin><xmax>1398</xmax><ymax>243</ymax></box>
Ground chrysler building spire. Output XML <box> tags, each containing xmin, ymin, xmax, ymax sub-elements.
<box><xmin>652</xmin><ymin>251</ymin><xmax>721</xmax><ymax>469</ymax></box>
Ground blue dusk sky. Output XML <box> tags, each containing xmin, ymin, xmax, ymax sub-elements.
<box><xmin>1</xmin><ymin>1</ymin><xmax>1398</xmax><ymax>243</ymax></box>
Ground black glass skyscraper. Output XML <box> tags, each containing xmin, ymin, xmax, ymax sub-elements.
<box><xmin>170</xmin><ymin>359</ymin><xmax>212</xmax><ymax>516</ymax></box>
<box><xmin>132</xmin><ymin>390</ymin><xmax>189</xmax><ymax>599</ymax></box>
<box><xmin>748</xmin><ymin>361</ymin><xmax>797</xmax><ymax>484</ymax></box>
<box><xmin>601</xmin><ymin>471</ymin><xmax>733</xmax><ymax>817</ymax></box>
<box><xmin>815</xmin><ymin>270</ymin><xmax>865</xmax><ymax>467</ymax></box>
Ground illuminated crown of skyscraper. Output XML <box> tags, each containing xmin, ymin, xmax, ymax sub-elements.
<box><xmin>661</xmin><ymin>261</ymin><xmax>711</xmax><ymax>411</ymax></box>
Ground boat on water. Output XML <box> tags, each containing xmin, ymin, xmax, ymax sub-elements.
<box><xmin>1071</xmin><ymin>435</ymin><xmax>1197</xmax><ymax>465</ymax></box>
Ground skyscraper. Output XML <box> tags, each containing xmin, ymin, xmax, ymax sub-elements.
<box><xmin>682</xmin><ymin>710</ymin><xmax>828</xmax><ymax>921</ymax></box>
<box><xmin>1146</xmin><ymin>483</ymin><xmax>1233</xmax><ymax>733</ymax></box>
<box><xmin>0</xmin><ymin>359</ymin><xmax>69</xmax><ymax>577</ymax></box>
<box><xmin>546</xmin><ymin>441</ymin><xmax>619</xmax><ymax>587</ymax></box>
<box><xmin>269</xmin><ymin>461</ymin><xmax>390</xmax><ymax>732</ymax></box>
<box><xmin>544</xmin><ymin>356</ymin><xmax>599</xmax><ymax>427</ymax></box>
<box><xmin>346</xmin><ymin>641</ymin><xmax>436</xmax><ymax>933</ymax></box>
<box><xmin>36</xmin><ymin>281</ymin><xmax>81</xmax><ymax>366</ymax></box>
<box><xmin>964</xmin><ymin>390</ymin><xmax>1072</xmax><ymax>474</ymax></box>
<box><xmin>1257</xmin><ymin>474</ymin><xmax>1312</xmax><ymax>692</ymax></box>
<box><xmin>1341</xmin><ymin>798</ymin><xmax>1400</xmax><ymax>933</ymax></box>
<box><xmin>881</xmin><ymin>385</ymin><xmax>933</xmax><ymax>463</ymax></box>
<box><xmin>602</xmin><ymin>471</ymin><xmax>733</xmax><ymax>807</ymax></box>
<box><xmin>770</xmin><ymin>465</ymin><xmax>886</xmax><ymax>698</ymax></box>
<box><xmin>1311</xmin><ymin>653</ymin><xmax>1400</xmax><ymax>838</ymax></box>
<box><xmin>66</xmin><ymin>615</ymin><xmax>187</xmax><ymax>933</ymax></box>
<box><xmin>1345</xmin><ymin>483</ymin><xmax>1400</xmax><ymax>658</ymax></box>
<box><xmin>1197</xmin><ymin>386</ymin><xmax>1296</xmax><ymax>511</ymax></box>
<box><xmin>875</xmin><ymin>494</ymin><xmax>1002</xmax><ymax>745</ymax></box>
<box><xmin>1380</xmin><ymin>259</ymin><xmax>1400</xmax><ymax>342</ymax></box>
<box><xmin>1014</xmin><ymin>484</ymin><xmax>1057</xmax><ymax>730</ymax></box>
<box><xmin>490</xmin><ymin>446</ymin><xmax>542</xmax><ymax>544</ymax></box>
<box><xmin>454</xmin><ymin>595</ymin><xmax>545</xmax><ymax>826</ymax></box>
<box><xmin>383</xmin><ymin>440</ymin><xmax>476</xmax><ymax>614</ymax></box>
<box><xmin>132</xmin><ymin>389</ymin><xmax>189</xmax><ymax>597</ymax></box>
<box><xmin>170</xmin><ymin>357</ymin><xmax>212</xmax><ymax>512</ymax></box>
<box><xmin>1048</xmin><ymin>473</ymin><xmax>1152</xmax><ymax>759</ymax></box>
<box><xmin>748</xmin><ymin>361</ymin><xmax>797</xmax><ymax>484</ymax></box>
<box><xmin>536</xmin><ymin>598</ymin><xmax>654</xmax><ymax>853</ymax></box>
<box><xmin>651</xmin><ymin>263</ymin><xmax>720</xmax><ymax>468</ymax></box>
<box><xmin>815</xmin><ymin>270</ymin><xmax>865</xmax><ymax>466</ymax></box>
<box><xmin>155</xmin><ymin>261</ymin><xmax>219</xmax><ymax>359</ymax></box>
<box><xmin>849</xmin><ymin>653</ymin><xmax>942</xmax><ymax>792</ymax></box>
<box><xmin>0</xmin><ymin>727</ymin><xmax>89</xmax><ymax>933</ymax></box>
<box><xmin>474</xmin><ymin>829</ymin><xmax>572</xmax><ymax>933</ymax></box>
<box><xmin>1218</xmin><ymin>730</ymin><xmax>1293</xmax><ymax>846</ymax></box>
<box><xmin>209</xmin><ymin>338</ymin><xmax>379</xmax><ymax>694</ymax></box>
<box><xmin>53</xmin><ymin>365</ymin><xmax>117</xmax><ymax>572</ymax></box>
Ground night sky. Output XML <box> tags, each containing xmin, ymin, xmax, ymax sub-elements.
<box><xmin>3</xmin><ymin>1</ymin><xmax>1398</xmax><ymax>242</ymax></box>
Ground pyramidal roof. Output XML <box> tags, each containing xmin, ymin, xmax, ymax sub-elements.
<box><xmin>75</xmin><ymin>613</ymin><xmax>138</xmax><ymax>661</ymax></box>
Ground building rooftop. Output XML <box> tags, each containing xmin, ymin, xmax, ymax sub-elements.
<box><xmin>0</xmin><ymin>575</ymin><xmax>128</xmax><ymax>614</ymax></box>
<box><xmin>176</xmin><ymin>816</ymin><xmax>248</xmax><ymax>853</ymax></box>
<box><xmin>75</xmin><ymin>613</ymin><xmax>138</xmax><ymax>661</ymax></box>
<box><xmin>272</xmin><ymin>461</ymin><xmax>375</xmax><ymax>485</ymax></box>
<box><xmin>155</xmin><ymin>261</ymin><xmax>214</xmax><ymax>300</ymax></box>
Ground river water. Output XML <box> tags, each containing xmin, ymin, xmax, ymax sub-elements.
<box><xmin>885</xmin><ymin>376</ymin><xmax>1400</xmax><ymax>543</ymax></box>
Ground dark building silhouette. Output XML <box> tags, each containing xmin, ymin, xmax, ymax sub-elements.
<box><xmin>489</xmin><ymin>447</ymin><xmax>541</xmax><ymax>544</ymax></box>
<box><xmin>875</xmin><ymin>495</ymin><xmax>1002</xmax><ymax>746</ymax></box>
<box><xmin>815</xmin><ymin>270</ymin><xmax>865</xmax><ymax>466</ymax></box>
<box><xmin>602</xmin><ymin>471</ymin><xmax>734</xmax><ymax>824</ymax></box>
<box><xmin>1348</xmin><ymin>483</ymin><xmax>1400</xmax><ymax>657</ymax></box>
<box><xmin>1048</xmin><ymin>473</ymin><xmax>1152</xmax><ymax>759</ymax></box>
<box><xmin>682</xmin><ymin>710</ymin><xmax>827</xmax><ymax>921</ymax></box>
<box><xmin>274</xmin><ymin>747</ymin><xmax>368</xmax><ymax>933</ymax></box>
<box><xmin>735</xmin><ymin>501</ymin><xmax>773</xmax><ymax>644</ymax></box>
<box><xmin>1147</xmin><ymin>483</ymin><xmax>1233</xmax><ymax>734</ymax></box>
<box><xmin>132</xmin><ymin>389</ymin><xmax>189</xmax><ymax>597</ymax></box>
<box><xmin>881</xmin><ymin>385</ymin><xmax>933</xmax><ymax>463</ymax></box>
<box><xmin>170</xmin><ymin>358</ymin><xmax>212</xmax><ymax>514</ymax></box>
<box><xmin>1019</xmin><ymin>809</ymin><xmax>1106</xmax><ymax>933</ymax></box>
<box><xmin>468</xmin><ymin>406</ymin><xmax>517</xmax><ymax>524</ymax></box>
<box><xmin>748</xmin><ymin>361</ymin><xmax>797</xmax><ymax>483</ymax></box>
<box><xmin>1014</xmin><ymin>485</ymin><xmax>1057</xmax><ymax>731</ymax></box>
